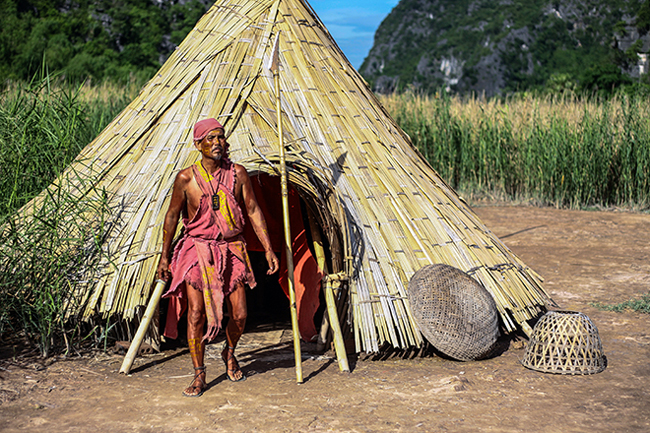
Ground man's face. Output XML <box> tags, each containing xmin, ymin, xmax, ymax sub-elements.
<box><xmin>195</xmin><ymin>128</ymin><xmax>226</xmax><ymax>161</ymax></box>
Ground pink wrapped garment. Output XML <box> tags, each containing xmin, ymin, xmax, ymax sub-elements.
<box><xmin>163</xmin><ymin>158</ymin><xmax>256</xmax><ymax>341</ymax></box>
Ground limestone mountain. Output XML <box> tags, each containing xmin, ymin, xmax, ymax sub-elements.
<box><xmin>359</xmin><ymin>0</ymin><xmax>650</xmax><ymax>96</ymax></box>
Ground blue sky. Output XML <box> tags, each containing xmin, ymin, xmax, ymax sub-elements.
<box><xmin>309</xmin><ymin>0</ymin><xmax>399</xmax><ymax>70</ymax></box>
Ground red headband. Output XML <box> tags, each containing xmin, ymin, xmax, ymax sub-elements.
<box><xmin>193</xmin><ymin>118</ymin><xmax>223</xmax><ymax>141</ymax></box>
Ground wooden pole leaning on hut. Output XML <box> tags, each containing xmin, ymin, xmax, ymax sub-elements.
<box><xmin>270</xmin><ymin>32</ymin><xmax>303</xmax><ymax>384</ymax></box>
<box><xmin>119</xmin><ymin>279</ymin><xmax>166</xmax><ymax>374</ymax></box>
<box><xmin>307</xmin><ymin>212</ymin><xmax>349</xmax><ymax>373</ymax></box>
<box><xmin>322</xmin><ymin>274</ymin><xmax>350</xmax><ymax>372</ymax></box>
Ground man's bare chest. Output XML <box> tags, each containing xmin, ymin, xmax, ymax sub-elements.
<box><xmin>183</xmin><ymin>177</ymin><xmax>241</xmax><ymax>220</ymax></box>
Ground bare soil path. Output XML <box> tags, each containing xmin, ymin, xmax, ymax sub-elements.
<box><xmin>1</xmin><ymin>205</ymin><xmax>649</xmax><ymax>432</ymax></box>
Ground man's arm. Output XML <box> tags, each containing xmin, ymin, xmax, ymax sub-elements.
<box><xmin>156</xmin><ymin>170</ymin><xmax>190</xmax><ymax>281</ymax></box>
<box><xmin>237</xmin><ymin>165</ymin><xmax>279</xmax><ymax>275</ymax></box>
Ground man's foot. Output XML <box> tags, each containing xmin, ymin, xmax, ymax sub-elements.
<box><xmin>183</xmin><ymin>366</ymin><xmax>207</xmax><ymax>397</ymax></box>
<box><xmin>221</xmin><ymin>345</ymin><xmax>246</xmax><ymax>382</ymax></box>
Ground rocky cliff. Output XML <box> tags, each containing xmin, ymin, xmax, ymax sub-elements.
<box><xmin>359</xmin><ymin>0</ymin><xmax>650</xmax><ymax>96</ymax></box>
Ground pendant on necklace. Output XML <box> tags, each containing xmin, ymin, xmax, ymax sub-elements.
<box><xmin>212</xmin><ymin>194</ymin><xmax>220</xmax><ymax>211</ymax></box>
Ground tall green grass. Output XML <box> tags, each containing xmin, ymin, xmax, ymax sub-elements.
<box><xmin>382</xmin><ymin>92</ymin><xmax>650</xmax><ymax>209</ymax></box>
<box><xmin>0</xmin><ymin>74</ymin><xmax>134</xmax><ymax>356</ymax></box>
<box><xmin>0</xmin><ymin>169</ymin><xmax>114</xmax><ymax>357</ymax></box>
<box><xmin>0</xmin><ymin>75</ymin><xmax>138</xmax><ymax>218</ymax></box>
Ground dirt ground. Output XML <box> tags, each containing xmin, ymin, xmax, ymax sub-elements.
<box><xmin>1</xmin><ymin>205</ymin><xmax>649</xmax><ymax>432</ymax></box>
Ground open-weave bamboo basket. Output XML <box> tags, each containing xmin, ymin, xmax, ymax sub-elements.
<box><xmin>408</xmin><ymin>264</ymin><xmax>500</xmax><ymax>361</ymax></box>
<box><xmin>521</xmin><ymin>311</ymin><xmax>606</xmax><ymax>375</ymax></box>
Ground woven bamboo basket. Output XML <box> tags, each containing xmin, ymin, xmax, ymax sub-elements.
<box><xmin>408</xmin><ymin>264</ymin><xmax>500</xmax><ymax>361</ymax></box>
<box><xmin>521</xmin><ymin>311</ymin><xmax>606</xmax><ymax>375</ymax></box>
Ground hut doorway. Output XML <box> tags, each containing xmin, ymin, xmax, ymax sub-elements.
<box><xmin>242</xmin><ymin>172</ymin><xmax>337</xmax><ymax>342</ymax></box>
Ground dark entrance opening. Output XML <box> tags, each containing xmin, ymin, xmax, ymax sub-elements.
<box><xmin>241</xmin><ymin>173</ymin><xmax>330</xmax><ymax>338</ymax></box>
<box><xmin>245</xmin><ymin>250</ymin><xmax>290</xmax><ymax>327</ymax></box>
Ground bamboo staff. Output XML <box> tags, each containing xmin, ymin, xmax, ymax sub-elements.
<box><xmin>119</xmin><ymin>279</ymin><xmax>166</xmax><ymax>374</ymax></box>
<box><xmin>270</xmin><ymin>32</ymin><xmax>303</xmax><ymax>384</ymax></box>
<box><xmin>307</xmin><ymin>211</ymin><xmax>349</xmax><ymax>372</ymax></box>
<box><xmin>322</xmin><ymin>274</ymin><xmax>350</xmax><ymax>372</ymax></box>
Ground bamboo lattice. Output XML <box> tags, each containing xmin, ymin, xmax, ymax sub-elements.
<box><xmin>408</xmin><ymin>264</ymin><xmax>500</xmax><ymax>361</ymax></box>
<box><xmin>16</xmin><ymin>0</ymin><xmax>552</xmax><ymax>352</ymax></box>
<box><xmin>521</xmin><ymin>311</ymin><xmax>606</xmax><ymax>375</ymax></box>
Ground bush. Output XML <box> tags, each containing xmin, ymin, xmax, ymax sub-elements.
<box><xmin>592</xmin><ymin>293</ymin><xmax>650</xmax><ymax>314</ymax></box>
<box><xmin>580</xmin><ymin>63</ymin><xmax>633</xmax><ymax>95</ymax></box>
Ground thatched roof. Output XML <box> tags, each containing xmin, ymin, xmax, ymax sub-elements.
<box><xmin>21</xmin><ymin>0</ymin><xmax>550</xmax><ymax>352</ymax></box>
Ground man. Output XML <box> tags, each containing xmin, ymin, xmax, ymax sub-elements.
<box><xmin>157</xmin><ymin>118</ymin><xmax>279</xmax><ymax>397</ymax></box>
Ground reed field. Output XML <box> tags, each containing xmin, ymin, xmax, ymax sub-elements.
<box><xmin>1</xmin><ymin>79</ymin><xmax>649</xmax><ymax>356</ymax></box>
<box><xmin>381</xmin><ymin>92</ymin><xmax>650</xmax><ymax>210</ymax></box>
<box><xmin>0</xmin><ymin>76</ymin><xmax>139</xmax><ymax>355</ymax></box>
<box><xmin>0</xmin><ymin>77</ymin><xmax>140</xmax><ymax>217</ymax></box>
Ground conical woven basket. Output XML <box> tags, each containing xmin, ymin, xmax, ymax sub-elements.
<box><xmin>408</xmin><ymin>264</ymin><xmax>500</xmax><ymax>361</ymax></box>
<box><xmin>521</xmin><ymin>311</ymin><xmax>606</xmax><ymax>375</ymax></box>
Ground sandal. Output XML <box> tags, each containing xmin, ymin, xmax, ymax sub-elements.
<box><xmin>221</xmin><ymin>345</ymin><xmax>246</xmax><ymax>382</ymax></box>
<box><xmin>182</xmin><ymin>366</ymin><xmax>207</xmax><ymax>397</ymax></box>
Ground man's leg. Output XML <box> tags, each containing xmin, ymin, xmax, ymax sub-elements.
<box><xmin>184</xmin><ymin>283</ymin><xmax>207</xmax><ymax>396</ymax></box>
<box><xmin>222</xmin><ymin>281</ymin><xmax>247</xmax><ymax>381</ymax></box>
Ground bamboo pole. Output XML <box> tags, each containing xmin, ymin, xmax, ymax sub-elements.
<box><xmin>313</xmin><ymin>212</ymin><xmax>331</xmax><ymax>353</ymax></box>
<box><xmin>323</xmin><ymin>274</ymin><xmax>350</xmax><ymax>373</ymax></box>
<box><xmin>119</xmin><ymin>279</ymin><xmax>166</xmax><ymax>374</ymax></box>
<box><xmin>307</xmin><ymin>211</ymin><xmax>349</xmax><ymax>372</ymax></box>
<box><xmin>316</xmin><ymin>308</ymin><xmax>331</xmax><ymax>352</ymax></box>
<box><xmin>271</xmin><ymin>32</ymin><xmax>302</xmax><ymax>384</ymax></box>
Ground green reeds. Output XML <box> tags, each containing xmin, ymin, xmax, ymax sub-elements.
<box><xmin>0</xmin><ymin>74</ymin><xmax>131</xmax><ymax>356</ymax></box>
<box><xmin>382</xmin><ymin>92</ymin><xmax>650</xmax><ymax>209</ymax></box>
<box><xmin>0</xmin><ymin>165</ymin><xmax>113</xmax><ymax>357</ymax></box>
<box><xmin>0</xmin><ymin>74</ymin><xmax>137</xmax><ymax>218</ymax></box>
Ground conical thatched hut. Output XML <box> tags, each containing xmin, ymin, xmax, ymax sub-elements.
<box><xmin>20</xmin><ymin>0</ymin><xmax>550</xmax><ymax>353</ymax></box>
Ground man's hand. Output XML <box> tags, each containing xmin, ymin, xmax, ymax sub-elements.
<box><xmin>265</xmin><ymin>250</ymin><xmax>279</xmax><ymax>275</ymax></box>
<box><xmin>157</xmin><ymin>257</ymin><xmax>171</xmax><ymax>281</ymax></box>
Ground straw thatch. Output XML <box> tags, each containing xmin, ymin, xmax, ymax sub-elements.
<box><xmin>18</xmin><ymin>0</ymin><xmax>551</xmax><ymax>353</ymax></box>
